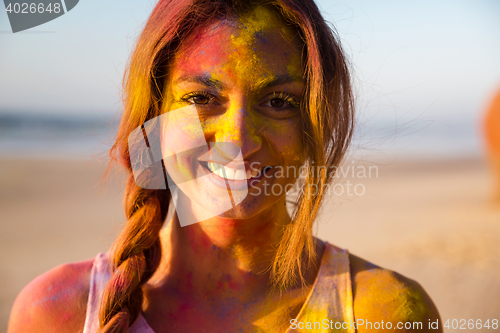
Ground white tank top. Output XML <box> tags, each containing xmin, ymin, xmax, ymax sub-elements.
<box><xmin>83</xmin><ymin>242</ymin><xmax>355</xmax><ymax>332</ymax></box>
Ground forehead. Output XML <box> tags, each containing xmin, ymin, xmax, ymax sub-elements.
<box><xmin>170</xmin><ymin>7</ymin><xmax>303</xmax><ymax>85</ymax></box>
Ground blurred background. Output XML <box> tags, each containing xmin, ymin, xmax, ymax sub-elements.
<box><xmin>1</xmin><ymin>0</ymin><xmax>500</xmax><ymax>331</ymax></box>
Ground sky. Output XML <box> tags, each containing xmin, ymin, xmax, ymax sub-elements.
<box><xmin>1</xmin><ymin>0</ymin><xmax>500</xmax><ymax>136</ymax></box>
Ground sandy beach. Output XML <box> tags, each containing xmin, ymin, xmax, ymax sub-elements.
<box><xmin>1</xmin><ymin>156</ymin><xmax>499</xmax><ymax>331</ymax></box>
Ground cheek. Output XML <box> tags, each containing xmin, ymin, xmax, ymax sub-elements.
<box><xmin>265</xmin><ymin>119</ymin><xmax>304</xmax><ymax>165</ymax></box>
<box><xmin>162</xmin><ymin>153</ymin><xmax>193</xmax><ymax>187</ymax></box>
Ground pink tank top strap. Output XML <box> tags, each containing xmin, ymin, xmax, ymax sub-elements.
<box><xmin>82</xmin><ymin>253</ymin><xmax>112</xmax><ymax>333</ymax></box>
<box><xmin>288</xmin><ymin>242</ymin><xmax>356</xmax><ymax>332</ymax></box>
<box><xmin>82</xmin><ymin>253</ymin><xmax>155</xmax><ymax>333</ymax></box>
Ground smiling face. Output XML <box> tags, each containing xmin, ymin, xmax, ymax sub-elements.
<box><xmin>161</xmin><ymin>6</ymin><xmax>306</xmax><ymax>221</ymax></box>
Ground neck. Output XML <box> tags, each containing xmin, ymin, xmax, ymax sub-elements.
<box><xmin>151</xmin><ymin>196</ymin><xmax>292</xmax><ymax>301</ymax></box>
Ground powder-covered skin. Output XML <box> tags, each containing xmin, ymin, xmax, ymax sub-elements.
<box><xmin>141</xmin><ymin>6</ymin><xmax>317</xmax><ymax>333</ymax></box>
<box><xmin>163</xmin><ymin>6</ymin><xmax>306</xmax><ymax>221</ymax></box>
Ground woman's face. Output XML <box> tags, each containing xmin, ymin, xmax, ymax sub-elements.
<box><xmin>161</xmin><ymin>7</ymin><xmax>305</xmax><ymax>222</ymax></box>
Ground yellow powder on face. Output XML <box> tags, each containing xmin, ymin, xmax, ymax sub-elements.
<box><xmin>287</xmin><ymin>51</ymin><xmax>302</xmax><ymax>80</ymax></box>
<box><xmin>164</xmin><ymin>6</ymin><xmax>304</xmax><ymax>157</ymax></box>
<box><xmin>200</xmin><ymin>7</ymin><xmax>303</xmax><ymax>140</ymax></box>
<box><xmin>225</xmin><ymin>7</ymin><xmax>301</xmax><ymax>89</ymax></box>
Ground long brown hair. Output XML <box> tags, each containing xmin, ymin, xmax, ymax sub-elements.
<box><xmin>100</xmin><ymin>0</ymin><xmax>353</xmax><ymax>331</ymax></box>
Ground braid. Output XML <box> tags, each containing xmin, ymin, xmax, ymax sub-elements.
<box><xmin>98</xmin><ymin>175</ymin><xmax>170</xmax><ymax>332</ymax></box>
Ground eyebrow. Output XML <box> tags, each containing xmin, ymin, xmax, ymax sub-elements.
<box><xmin>173</xmin><ymin>74</ymin><xmax>304</xmax><ymax>92</ymax></box>
<box><xmin>252</xmin><ymin>75</ymin><xmax>305</xmax><ymax>91</ymax></box>
<box><xmin>173</xmin><ymin>75</ymin><xmax>225</xmax><ymax>90</ymax></box>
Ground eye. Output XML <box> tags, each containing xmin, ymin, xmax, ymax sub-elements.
<box><xmin>270</xmin><ymin>99</ymin><xmax>285</xmax><ymax>108</ymax></box>
<box><xmin>181</xmin><ymin>91</ymin><xmax>215</xmax><ymax>105</ymax></box>
<box><xmin>261</xmin><ymin>92</ymin><xmax>300</xmax><ymax>111</ymax></box>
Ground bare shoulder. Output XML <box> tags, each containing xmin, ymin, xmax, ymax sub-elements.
<box><xmin>349</xmin><ymin>253</ymin><xmax>442</xmax><ymax>332</ymax></box>
<box><xmin>7</xmin><ymin>258</ymin><xmax>94</xmax><ymax>333</ymax></box>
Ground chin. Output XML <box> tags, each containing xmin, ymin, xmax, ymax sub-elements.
<box><xmin>214</xmin><ymin>192</ymin><xmax>286</xmax><ymax>221</ymax></box>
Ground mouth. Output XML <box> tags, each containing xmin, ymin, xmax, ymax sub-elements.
<box><xmin>199</xmin><ymin>161</ymin><xmax>272</xmax><ymax>181</ymax></box>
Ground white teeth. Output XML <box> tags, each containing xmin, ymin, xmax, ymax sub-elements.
<box><xmin>216</xmin><ymin>167</ymin><xmax>224</xmax><ymax>178</ymax></box>
<box><xmin>205</xmin><ymin>161</ymin><xmax>266</xmax><ymax>180</ymax></box>
<box><xmin>234</xmin><ymin>169</ymin><xmax>246</xmax><ymax>180</ymax></box>
<box><xmin>223</xmin><ymin>167</ymin><xmax>236</xmax><ymax>180</ymax></box>
<box><xmin>206</xmin><ymin>162</ymin><xmax>219</xmax><ymax>173</ymax></box>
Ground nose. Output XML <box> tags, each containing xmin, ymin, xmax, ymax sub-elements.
<box><xmin>211</xmin><ymin>98</ymin><xmax>262</xmax><ymax>160</ymax></box>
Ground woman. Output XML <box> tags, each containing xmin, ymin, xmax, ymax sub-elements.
<box><xmin>8</xmin><ymin>0</ymin><xmax>441</xmax><ymax>332</ymax></box>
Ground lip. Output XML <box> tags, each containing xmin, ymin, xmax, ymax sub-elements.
<box><xmin>197</xmin><ymin>161</ymin><xmax>273</xmax><ymax>191</ymax></box>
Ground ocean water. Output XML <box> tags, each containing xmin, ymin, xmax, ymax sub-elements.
<box><xmin>0</xmin><ymin>113</ymin><xmax>117</xmax><ymax>160</ymax></box>
<box><xmin>0</xmin><ymin>112</ymin><xmax>486</xmax><ymax>161</ymax></box>
<box><xmin>349</xmin><ymin>113</ymin><xmax>486</xmax><ymax>161</ymax></box>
